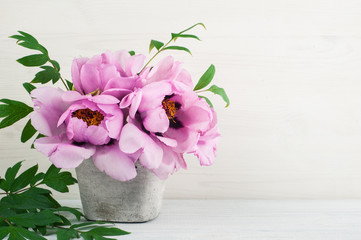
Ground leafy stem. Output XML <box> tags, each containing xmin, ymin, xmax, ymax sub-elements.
<box><xmin>48</xmin><ymin>57</ymin><xmax>69</xmax><ymax>90</ymax></box>
<box><xmin>138</xmin><ymin>23</ymin><xmax>206</xmax><ymax>74</ymax></box>
<box><xmin>0</xmin><ymin>183</ymin><xmax>44</xmax><ymax>196</ymax></box>
<box><xmin>10</xmin><ymin>31</ymin><xmax>70</xmax><ymax>91</ymax></box>
<box><xmin>139</xmin><ymin>38</ymin><xmax>174</xmax><ymax>74</ymax></box>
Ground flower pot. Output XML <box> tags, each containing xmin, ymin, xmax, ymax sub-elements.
<box><xmin>75</xmin><ymin>158</ymin><xmax>166</xmax><ymax>223</ymax></box>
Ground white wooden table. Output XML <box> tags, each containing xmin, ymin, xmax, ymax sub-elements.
<box><xmin>44</xmin><ymin>200</ymin><xmax>361</xmax><ymax>239</ymax></box>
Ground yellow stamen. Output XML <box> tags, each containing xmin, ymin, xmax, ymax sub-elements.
<box><xmin>162</xmin><ymin>99</ymin><xmax>179</xmax><ymax>122</ymax></box>
<box><xmin>72</xmin><ymin>108</ymin><xmax>104</xmax><ymax>127</ymax></box>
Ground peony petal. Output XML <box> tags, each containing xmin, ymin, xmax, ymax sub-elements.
<box><xmin>99</xmin><ymin>64</ymin><xmax>120</xmax><ymax>91</ymax></box>
<box><xmin>34</xmin><ymin>135</ymin><xmax>95</xmax><ymax>169</ymax></box>
<box><xmin>105</xmin><ymin>114</ymin><xmax>123</xmax><ymax>140</ymax></box>
<box><xmin>102</xmin><ymin>88</ymin><xmax>132</xmax><ymax>100</ymax></box>
<box><xmin>90</xmin><ymin>94</ymin><xmax>119</xmax><ymax>104</ymax></box>
<box><xmin>155</xmin><ymin>135</ymin><xmax>177</xmax><ymax>147</ymax></box>
<box><xmin>119</xmin><ymin>123</ymin><xmax>163</xmax><ymax>169</ymax></box>
<box><xmin>30</xmin><ymin>87</ymin><xmax>69</xmax><ymax>136</ymax></box>
<box><xmin>93</xmin><ymin>143</ymin><xmax>137</xmax><ymax>181</ymax></box>
<box><xmin>34</xmin><ymin>136</ymin><xmax>62</xmax><ymax>157</ymax></box>
<box><xmin>103</xmin><ymin>76</ymin><xmax>138</xmax><ymax>91</ymax></box>
<box><xmin>119</xmin><ymin>123</ymin><xmax>149</xmax><ymax>154</ymax></box>
<box><xmin>152</xmin><ymin>145</ymin><xmax>186</xmax><ymax>179</ymax></box>
<box><xmin>142</xmin><ymin>107</ymin><xmax>169</xmax><ymax>133</ymax></box>
<box><xmin>69</xmin><ymin>118</ymin><xmax>110</xmax><ymax>145</ymax></box>
<box><xmin>71</xmin><ymin>57</ymin><xmax>89</xmax><ymax>93</ymax></box>
<box><xmin>61</xmin><ymin>91</ymin><xmax>85</xmax><ymax>102</ymax></box>
<box><xmin>126</xmin><ymin>54</ymin><xmax>146</xmax><ymax>76</ymax></box>
<box><xmin>80</xmin><ymin>63</ymin><xmax>101</xmax><ymax>94</ymax></box>
<box><xmin>164</xmin><ymin>127</ymin><xmax>200</xmax><ymax>153</ymax></box>
<box><xmin>138</xmin><ymin>81</ymin><xmax>172</xmax><ymax>112</ymax></box>
<box><xmin>129</xmin><ymin>90</ymin><xmax>142</xmax><ymax>118</ymax></box>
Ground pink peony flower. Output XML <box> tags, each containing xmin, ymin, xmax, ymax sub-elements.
<box><xmin>191</xmin><ymin>109</ymin><xmax>220</xmax><ymax>166</ymax></box>
<box><xmin>31</xmin><ymin>87</ymin><xmax>137</xmax><ymax>181</ymax></box>
<box><xmin>118</xmin><ymin>56</ymin><xmax>215</xmax><ymax>178</ymax></box>
<box><xmin>71</xmin><ymin>50</ymin><xmax>145</xmax><ymax>97</ymax></box>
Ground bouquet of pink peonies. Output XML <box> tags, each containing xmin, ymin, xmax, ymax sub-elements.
<box><xmin>1</xmin><ymin>23</ymin><xmax>229</xmax><ymax>182</ymax></box>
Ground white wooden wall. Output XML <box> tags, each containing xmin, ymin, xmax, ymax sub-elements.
<box><xmin>1</xmin><ymin>0</ymin><xmax>361</xmax><ymax>199</ymax></box>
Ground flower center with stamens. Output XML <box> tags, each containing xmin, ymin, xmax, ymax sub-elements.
<box><xmin>162</xmin><ymin>98</ymin><xmax>179</xmax><ymax>121</ymax></box>
<box><xmin>72</xmin><ymin>108</ymin><xmax>104</xmax><ymax>127</ymax></box>
<box><xmin>162</xmin><ymin>95</ymin><xmax>183</xmax><ymax>129</ymax></box>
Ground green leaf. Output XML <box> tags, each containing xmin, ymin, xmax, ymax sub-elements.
<box><xmin>128</xmin><ymin>51</ymin><xmax>135</xmax><ymax>56</ymax></box>
<box><xmin>17</xmin><ymin>54</ymin><xmax>48</xmax><ymax>67</ymax></box>
<box><xmin>56</xmin><ymin>228</ymin><xmax>79</xmax><ymax>240</ymax></box>
<box><xmin>199</xmin><ymin>96</ymin><xmax>213</xmax><ymax>108</ymax></box>
<box><xmin>162</xmin><ymin>46</ymin><xmax>192</xmax><ymax>55</ymax></box>
<box><xmin>207</xmin><ymin>85</ymin><xmax>230</xmax><ymax>107</ymax></box>
<box><xmin>66</xmin><ymin>80</ymin><xmax>73</xmax><ymax>90</ymax></box>
<box><xmin>43</xmin><ymin>165</ymin><xmax>77</xmax><ymax>193</ymax></box>
<box><xmin>7</xmin><ymin>210</ymin><xmax>62</xmax><ymax>228</ymax></box>
<box><xmin>14</xmin><ymin>227</ymin><xmax>47</xmax><ymax>240</ymax></box>
<box><xmin>30</xmin><ymin>172</ymin><xmax>45</xmax><ymax>187</ymax></box>
<box><xmin>0</xmin><ymin>179</ymin><xmax>5</xmax><ymax>192</ymax></box>
<box><xmin>0</xmin><ymin>206</ymin><xmax>16</xmax><ymax>218</ymax></box>
<box><xmin>57</xmin><ymin>214</ymin><xmax>71</xmax><ymax>226</ymax></box>
<box><xmin>194</xmin><ymin>64</ymin><xmax>216</xmax><ymax>90</ymax></box>
<box><xmin>55</xmin><ymin>207</ymin><xmax>84</xmax><ymax>221</ymax></box>
<box><xmin>51</xmin><ymin>60</ymin><xmax>60</xmax><ymax>71</ymax></box>
<box><xmin>8</xmin><ymin>227</ymin><xmax>25</xmax><ymax>240</ymax></box>
<box><xmin>2</xmin><ymin>162</ymin><xmax>23</xmax><ymax>192</ymax></box>
<box><xmin>70</xmin><ymin>221</ymin><xmax>107</xmax><ymax>230</ymax></box>
<box><xmin>4</xmin><ymin>161</ymin><xmax>22</xmax><ymax>183</ymax></box>
<box><xmin>22</xmin><ymin>83</ymin><xmax>36</xmax><ymax>94</ymax></box>
<box><xmin>31</xmin><ymin>66</ymin><xmax>59</xmax><ymax>84</ymax></box>
<box><xmin>85</xmin><ymin>227</ymin><xmax>130</xmax><ymax>237</ymax></box>
<box><xmin>35</xmin><ymin>225</ymin><xmax>47</xmax><ymax>236</ymax></box>
<box><xmin>80</xmin><ymin>226</ymin><xmax>130</xmax><ymax>239</ymax></box>
<box><xmin>0</xmin><ymin>99</ymin><xmax>33</xmax><ymax>129</ymax></box>
<box><xmin>171</xmin><ymin>33</ymin><xmax>200</xmax><ymax>41</ymax></box>
<box><xmin>10</xmin><ymin>31</ymin><xmax>48</xmax><ymax>55</ymax></box>
<box><xmin>1</xmin><ymin>187</ymin><xmax>56</xmax><ymax>209</ymax></box>
<box><xmin>178</xmin><ymin>22</ymin><xmax>206</xmax><ymax>34</ymax></box>
<box><xmin>0</xmin><ymin>226</ymin><xmax>10</xmax><ymax>240</ymax></box>
<box><xmin>149</xmin><ymin>40</ymin><xmax>164</xmax><ymax>53</ymax></box>
<box><xmin>10</xmin><ymin>164</ymin><xmax>38</xmax><ymax>192</ymax></box>
<box><xmin>21</xmin><ymin>120</ymin><xmax>37</xmax><ymax>143</ymax></box>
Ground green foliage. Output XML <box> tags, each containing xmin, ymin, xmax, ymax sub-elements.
<box><xmin>171</xmin><ymin>33</ymin><xmax>200</xmax><ymax>41</ymax></box>
<box><xmin>17</xmin><ymin>54</ymin><xmax>48</xmax><ymax>67</ymax></box>
<box><xmin>9</xmin><ymin>31</ymin><xmax>48</xmax><ymax>54</ymax></box>
<box><xmin>0</xmin><ymin>162</ymin><xmax>130</xmax><ymax>239</ymax></box>
<box><xmin>66</xmin><ymin>80</ymin><xmax>74</xmax><ymax>90</ymax></box>
<box><xmin>141</xmin><ymin>23</ymin><xmax>206</xmax><ymax>73</ymax></box>
<box><xmin>163</xmin><ymin>46</ymin><xmax>191</xmax><ymax>55</ymax></box>
<box><xmin>198</xmin><ymin>96</ymin><xmax>213</xmax><ymax>108</ymax></box>
<box><xmin>194</xmin><ymin>64</ymin><xmax>215</xmax><ymax>91</ymax></box>
<box><xmin>22</xmin><ymin>83</ymin><xmax>36</xmax><ymax>94</ymax></box>
<box><xmin>10</xmin><ymin>31</ymin><xmax>70</xmax><ymax>90</ymax></box>
<box><xmin>193</xmin><ymin>64</ymin><xmax>230</xmax><ymax>108</ymax></box>
<box><xmin>31</xmin><ymin>66</ymin><xmax>60</xmax><ymax>84</ymax></box>
<box><xmin>149</xmin><ymin>40</ymin><xmax>164</xmax><ymax>53</ymax></box>
<box><xmin>128</xmin><ymin>51</ymin><xmax>135</xmax><ymax>56</ymax></box>
<box><xmin>206</xmin><ymin>85</ymin><xmax>230</xmax><ymax>107</ymax></box>
<box><xmin>42</xmin><ymin>165</ymin><xmax>77</xmax><ymax>193</ymax></box>
<box><xmin>0</xmin><ymin>99</ymin><xmax>33</xmax><ymax>129</ymax></box>
<box><xmin>20</xmin><ymin>120</ymin><xmax>37</xmax><ymax>143</ymax></box>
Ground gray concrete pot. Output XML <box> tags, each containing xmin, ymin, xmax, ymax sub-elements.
<box><xmin>75</xmin><ymin>159</ymin><xmax>166</xmax><ymax>223</ymax></box>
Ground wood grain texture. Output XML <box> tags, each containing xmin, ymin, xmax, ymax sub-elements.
<box><xmin>1</xmin><ymin>0</ymin><xmax>361</xmax><ymax>199</ymax></box>
<box><xmin>44</xmin><ymin>200</ymin><xmax>361</xmax><ymax>239</ymax></box>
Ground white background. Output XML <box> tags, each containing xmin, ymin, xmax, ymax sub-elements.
<box><xmin>1</xmin><ymin>0</ymin><xmax>361</xmax><ymax>200</ymax></box>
